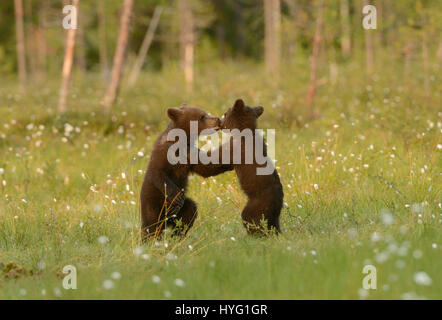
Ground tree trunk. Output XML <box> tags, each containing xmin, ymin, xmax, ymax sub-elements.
<box><xmin>213</xmin><ymin>0</ymin><xmax>226</xmax><ymax>59</ymax></box>
<box><xmin>14</xmin><ymin>0</ymin><xmax>27</xmax><ymax>93</ymax></box>
<box><xmin>75</xmin><ymin>4</ymin><xmax>86</xmax><ymax>73</ymax></box>
<box><xmin>364</xmin><ymin>0</ymin><xmax>374</xmax><ymax>76</ymax></box>
<box><xmin>340</xmin><ymin>0</ymin><xmax>351</xmax><ymax>57</ymax></box>
<box><xmin>102</xmin><ymin>0</ymin><xmax>134</xmax><ymax>108</ymax></box>
<box><xmin>233</xmin><ymin>1</ymin><xmax>245</xmax><ymax>55</ymax></box>
<box><xmin>306</xmin><ymin>0</ymin><xmax>323</xmax><ymax>117</ymax></box>
<box><xmin>264</xmin><ymin>0</ymin><xmax>281</xmax><ymax>75</ymax></box>
<box><xmin>128</xmin><ymin>6</ymin><xmax>163</xmax><ymax>87</ymax></box>
<box><xmin>36</xmin><ymin>5</ymin><xmax>48</xmax><ymax>81</ymax></box>
<box><xmin>284</xmin><ymin>0</ymin><xmax>297</xmax><ymax>58</ymax></box>
<box><xmin>403</xmin><ymin>41</ymin><xmax>413</xmax><ymax>87</ymax></box>
<box><xmin>25</xmin><ymin>0</ymin><xmax>36</xmax><ymax>78</ymax></box>
<box><xmin>178</xmin><ymin>0</ymin><xmax>194</xmax><ymax>92</ymax></box>
<box><xmin>58</xmin><ymin>0</ymin><xmax>79</xmax><ymax>112</ymax></box>
<box><xmin>437</xmin><ymin>40</ymin><xmax>442</xmax><ymax>62</ymax></box>
<box><xmin>422</xmin><ymin>34</ymin><xmax>430</xmax><ymax>102</ymax></box>
<box><xmin>97</xmin><ymin>0</ymin><xmax>108</xmax><ymax>81</ymax></box>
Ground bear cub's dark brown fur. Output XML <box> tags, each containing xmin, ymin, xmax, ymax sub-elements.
<box><xmin>220</xmin><ymin>99</ymin><xmax>284</xmax><ymax>234</ymax></box>
<box><xmin>140</xmin><ymin>105</ymin><xmax>232</xmax><ymax>240</ymax></box>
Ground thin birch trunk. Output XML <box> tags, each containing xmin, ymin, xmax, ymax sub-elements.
<box><xmin>75</xmin><ymin>5</ymin><xmax>86</xmax><ymax>73</ymax></box>
<box><xmin>306</xmin><ymin>0</ymin><xmax>323</xmax><ymax>116</ymax></box>
<box><xmin>264</xmin><ymin>0</ymin><xmax>281</xmax><ymax>75</ymax></box>
<box><xmin>364</xmin><ymin>0</ymin><xmax>374</xmax><ymax>76</ymax></box>
<box><xmin>403</xmin><ymin>41</ymin><xmax>413</xmax><ymax>87</ymax></box>
<box><xmin>340</xmin><ymin>0</ymin><xmax>351</xmax><ymax>57</ymax></box>
<box><xmin>128</xmin><ymin>6</ymin><xmax>163</xmax><ymax>87</ymax></box>
<box><xmin>58</xmin><ymin>0</ymin><xmax>79</xmax><ymax>112</ymax></box>
<box><xmin>14</xmin><ymin>0</ymin><xmax>27</xmax><ymax>93</ymax></box>
<box><xmin>437</xmin><ymin>40</ymin><xmax>442</xmax><ymax>62</ymax></box>
<box><xmin>422</xmin><ymin>34</ymin><xmax>430</xmax><ymax>102</ymax></box>
<box><xmin>98</xmin><ymin>0</ymin><xmax>108</xmax><ymax>81</ymax></box>
<box><xmin>102</xmin><ymin>0</ymin><xmax>134</xmax><ymax>108</ymax></box>
<box><xmin>178</xmin><ymin>0</ymin><xmax>194</xmax><ymax>92</ymax></box>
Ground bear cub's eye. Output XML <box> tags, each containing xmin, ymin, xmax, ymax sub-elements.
<box><xmin>199</xmin><ymin>114</ymin><xmax>205</xmax><ymax>121</ymax></box>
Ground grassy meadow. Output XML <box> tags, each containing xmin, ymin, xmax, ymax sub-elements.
<box><xmin>0</xmin><ymin>57</ymin><xmax>441</xmax><ymax>299</ymax></box>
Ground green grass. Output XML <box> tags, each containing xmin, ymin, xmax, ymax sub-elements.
<box><xmin>0</xmin><ymin>57</ymin><xmax>440</xmax><ymax>299</ymax></box>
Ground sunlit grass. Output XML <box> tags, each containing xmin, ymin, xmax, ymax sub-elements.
<box><xmin>0</xmin><ymin>58</ymin><xmax>440</xmax><ymax>299</ymax></box>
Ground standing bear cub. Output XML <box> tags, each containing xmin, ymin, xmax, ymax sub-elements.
<box><xmin>220</xmin><ymin>99</ymin><xmax>284</xmax><ymax>234</ymax></box>
<box><xmin>140</xmin><ymin>105</ymin><xmax>232</xmax><ymax>240</ymax></box>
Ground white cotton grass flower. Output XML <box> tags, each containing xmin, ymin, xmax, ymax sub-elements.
<box><xmin>141</xmin><ymin>254</ymin><xmax>150</xmax><ymax>260</ymax></box>
<box><xmin>36</xmin><ymin>260</ymin><xmax>46</xmax><ymax>270</ymax></box>
<box><xmin>371</xmin><ymin>232</ymin><xmax>382</xmax><ymax>242</ymax></box>
<box><xmin>102</xmin><ymin>279</ymin><xmax>115</xmax><ymax>290</ymax></box>
<box><xmin>166</xmin><ymin>253</ymin><xmax>177</xmax><ymax>260</ymax></box>
<box><xmin>53</xmin><ymin>287</ymin><xmax>62</xmax><ymax>297</ymax></box>
<box><xmin>375</xmin><ymin>251</ymin><xmax>389</xmax><ymax>263</ymax></box>
<box><xmin>111</xmin><ymin>272</ymin><xmax>122</xmax><ymax>280</ymax></box>
<box><xmin>163</xmin><ymin>290</ymin><xmax>172</xmax><ymax>298</ymax></box>
<box><xmin>412</xmin><ymin>250</ymin><xmax>423</xmax><ymax>259</ymax></box>
<box><xmin>152</xmin><ymin>275</ymin><xmax>161</xmax><ymax>284</ymax></box>
<box><xmin>358</xmin><ymin>288</ymin><xmax>369</xmax><ymax>299</ymax></box>
<box><xmin>401</xmin><ymin>292</ymin><xmax>427</xmax><ymax>300</ymax></box>
<box><xmin>411</xmin><ymin>203</ymin><xmax>423</xmax><ymax>214</ymax></box>
<box><xmin>413</xmin><ymin>272</ymin><xmax>432</xmax><ymax>286</ymax></box>
<box><xmin>174</xmin><ymin>278</ymin><xmax>185</xmax><ymax>287</ymax></box>
<box><xmin>380</xmin><ymin>209</ymin><xmax>394</xmax><ymax>226</ymax></box>
<box><xmin>133</xmin><ymin>247</ymin><xmax>143</xmax><ymax>256</ymax></box>
<box><xmin>97</xmin><ymin>236</ymin><xmax>109</xmax><ymax>244</ymax></box>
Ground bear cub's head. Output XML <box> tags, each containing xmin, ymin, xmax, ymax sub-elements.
<box><xmin>167</xmin><ymin>104</ymin><xmax>220</xmax><ymax>135</ymax></box>
<box><xmin>220</xmin><ymin>99</ymin><xmax>264</xmax><ymax>131</ymax></box>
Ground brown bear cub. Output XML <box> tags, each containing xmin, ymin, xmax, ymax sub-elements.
<box><xmin>220</xmin><ymin>99</ymin><xmax>284</xmax><ymax>234</ymax></box>
<box><xmin>140</xmin><ymin>105</ymin><xmax>232</xmax><ymax>240</ymax></box>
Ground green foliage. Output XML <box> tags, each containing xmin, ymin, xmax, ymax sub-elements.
<box><xmin>1</xmin><ymin>0</ymin><xmax>439</xmax><ymax>75</ymax></box>
<box><xmin>0</xmin><ymin>50</ymin><xmax>440</xmax><ymax>298</ymax></box>
<box><xmin>0</xmin><ymin>0</ymin><xmax>440</xmax><ymax>300</ymax></box>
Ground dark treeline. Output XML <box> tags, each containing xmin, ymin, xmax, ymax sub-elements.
<box><xmin>2</xmin><ymin>0</ymin><xmax>440</xmax><ymax>74</ymax></box>
<box><xmin>1</xmin><ymin>0</ymin><xmax>441</xmax><ymax>112</ymax></box>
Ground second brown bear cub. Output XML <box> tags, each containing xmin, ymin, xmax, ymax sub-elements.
<box><xmin>220</xmin><ymin>99</ymin><xmax>284</xmax><ymax>234</ymax></box>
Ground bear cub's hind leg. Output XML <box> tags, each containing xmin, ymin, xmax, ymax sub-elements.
<box><xmin>241</xmin><ymin>198</ymin><xmax>280</xmax><ymax>235</ymax></box>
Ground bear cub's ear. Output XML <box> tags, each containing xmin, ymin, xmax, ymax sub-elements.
<box><xmin>233</xmin><ymin>99</ymin><xmax>245</xmax><ymax>112</ymax></box>
<box><xmin>254</xmin><ymin>106</ymin><xmax>264</xmax><ymax>118</ymax></box>
<box><xmin>167</xmin><ymin>108</ymin><xmax>182</xmax><ymax>122</ymax></box>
